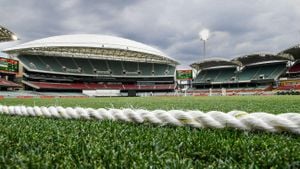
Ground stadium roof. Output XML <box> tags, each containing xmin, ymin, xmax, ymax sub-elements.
<box><xmin>278</xmin><ymin>44</ymin><xmax>300</xmax><ymax>60</ymax></box>
<box><xmin>3</xmin><ymin>34</ymin><xmax>178</xmax><ymax>65</ymax></box>
<box><xmin>0</xmin><ymin>25</ymin><xmax>17</xmax><ymax>42</ymax></box>
<box><xmin>231</xmin><ymin>53</ymin><xmax>290</xmax><ymax>66</ymax></box>
<box><xmin>190</xmin><ymin>58</ymin><xmax>239</xmax><ymax>70</ymax></box>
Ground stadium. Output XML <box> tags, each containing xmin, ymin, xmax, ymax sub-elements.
<box><xmin>1</xmin><ymin>24</ymin><xmax>300</xmax><ymax>168</ymax></box>
<box><xmin>3</xmin><ymin>34</ymin><xmax>178</xmax><ymax>96</ymax></box>
<box><xmin>1</xmin><ymin>30</ymin><xmax>300</xmax><ymax>97</ymax></box>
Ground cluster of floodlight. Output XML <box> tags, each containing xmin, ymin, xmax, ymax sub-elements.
<box><xmin>0</xmin><ymin>25</ymin><xmax>18</xmax><ymax>42</ymax></box>
<box><xmin>11</xmin><ymin>34</ymin><xmax>18</xmax><ymax>41</ymax></box>
<box><xmin>199</xmin><ymin>29</ymin><xmax>210</xmax><ymax>41</ymax></box>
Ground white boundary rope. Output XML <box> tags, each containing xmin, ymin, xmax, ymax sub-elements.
<box><xmin>0</xmin><ymin>105</ymin><xmax>300</xmax><ymax>134</ymax></box>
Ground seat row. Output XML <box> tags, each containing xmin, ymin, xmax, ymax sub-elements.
<box><xmin>0</xmin><ymin>78</ymin><xmax>20</xmax><ymax>87</ymax></box>
<box><xmin>194</xmin><ymin>63</ymin><xmax>287</xmax><ymax>83</ymax></box>
<box><xmin>18</xmin><ymin>55</ymin><xmax>175</xmax><ymax>77</ymax></box>
<box><xmin>24</xmin><ymin>81</ymin><xmax>175</xmax><ymax>91</ymax></box>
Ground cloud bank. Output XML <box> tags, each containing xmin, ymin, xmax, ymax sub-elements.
<box><xmin>1</xmin><ymin>0</ymin><xmax>300</xmax><ymax>68</ymax></box>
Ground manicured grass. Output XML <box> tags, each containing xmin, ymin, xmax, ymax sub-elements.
<box><xmin>0</xmin><ymin>96</ymin><xmax>299</xmax><ymax>168</ymax></box>
<box><xmin>2</xmin><ymin>96</ymin><xmax>300</xmax><ymax>113</ymax></box>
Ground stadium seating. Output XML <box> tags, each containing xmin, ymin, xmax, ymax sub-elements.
<box><xmin>39</xmin><ymin>56</ymin><xmax>63</xmax><ymax>72</ymax></box>
<box><xmin>194</xmin><ymin>68</ymin><xmax>236</xmax><ymax>83</ymax></box>
<box><xmin>238</xmin><ymin>63</ymin><xmax>286</xmax><ymax>81</ymax></box>
<box><xmin>268</xmin><ymin>64</ymin><xmax>287</xmax><ymax>79</ymax></box>
<box><xmin>204</xmin><ymin>70</ymin><xmax>220</xmax><ymax>82</ymax></box>
<box><xmin>277</xmin><ymin>84</ymin><xmax>300</xmax><ymax>91</ymax></box>
<box><xmin>288</xmin><ymin>63</ymin><xmax>300</xmax><ymax>73</ymax></box>
<box><xmin>56</xmin><ymin>57</ymin><xmax>75</xmax><ymax>69</ymax></box>
<box><xmin>73</xmin><ymin>58</ymin><xmax>94</xmax><ymax>74</ymax></box>
<box><xmin>108</xmin><ymin>60</ymin><xmax>123</xmax><ymax>75</ymax></box>
<box><xmin>154</xmin><ymin>64</ymin><xmax>167</xmax><ymax>75</ymax></box>
<box><xmin>169</xmin><ymin>66</ymin><xmax>176</xmax><ymax>75</ymax></box>
<box><xmin>155</xmin><ymin>84</ymin><xmax>175</xmax><ymax>90</ymax></box>
<box><xmin>194</xmin><ymin>63</ymin><xmax>286</xmax><ymax>84</ymax></box>
<box><xmin>194</xmin><ymin>70</ymin><xmax>207</xmax><ymax>83</ymax></box>
<box><xmin>139</xmin><ymin>63</ymin><xmax>153</xmax><ymax>76</ymax></box>
<box><xmin>18</xmin><ymin>55</ymin><xmax>175</xmax><ymax>77</ymax></box>
<box><xmin>24</xmin><ymin>81</ymin><xmax>175</xmax><ymax>91</ymax></box>
<box><xmin>123</xmin><ymin>62</ymin><xmax>139</xmax><ymax>75</ymax></box>
<box><xmin>214</xmin><ymin>68</ymin><xmax>236</xmax><ymax>82</ymax></box>
<box><xmin>238</xmin><ymin>66</ymin><xmax>259</xmax><ymax>81</ymax></box>
<box><xmin>0</xmin><ymin>78</ymin><xmax>20</xmax><ymax>88</ymax></box>
<box><xmin>90</xmin><ymin>59</ymin><xmax>110</xmax><ymax>73</ymax></box>
<box><xmin>18</xmin><ymin>55</ymin><xmax>46</xmax><ymax>70</ymax></box>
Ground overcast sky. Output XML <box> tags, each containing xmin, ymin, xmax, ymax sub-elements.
<box><xmin>1</xmin><ymin>0</ymin><xmax>300</xmax><ymax>68</ymax></box>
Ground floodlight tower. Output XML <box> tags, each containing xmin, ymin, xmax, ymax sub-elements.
<box><xmin>199</xmin><ymin>29</ymin><xmax>210</xmax><ymax>60</ymax></box>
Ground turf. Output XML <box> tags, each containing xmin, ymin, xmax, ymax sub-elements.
<box><xmin>0</xmin><ymin>96</ymin><xmax>299</xmax><ymax>168</ymax></box>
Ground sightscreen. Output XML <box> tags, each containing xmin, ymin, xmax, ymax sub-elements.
<box><xmin>176</xmin><ymin>70</ymin><xmax>192</xmax><ymax>80</ymax></box>
<box><xmin>0</xmin><ymin>57</ymin><xmax>19</xmax><ymax>72</ymax></box>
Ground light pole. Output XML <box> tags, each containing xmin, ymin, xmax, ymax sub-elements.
<box><xmin>199</xmin><ymin>29</ymin><xmax>210</xmax><ymax>60</ymax></box>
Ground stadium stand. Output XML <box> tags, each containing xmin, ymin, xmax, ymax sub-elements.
<box><xmin>238</xmin><ymin>62</ymin><xmax>286</xmax><ymax>81</ymax></box>
<box><xmin>22</xmin><ymin>81</ymin><xmax>175</xmax><ymax>91</ymax></box>
<box><xmin>17</xmin><ymin>55</ymin><xmax>174</xmax><ymax>77</ymax></box>
<box><xmin>194</xmin><ymin>67</ymin><xmax>236</xmax><ymax>83</ymax></box>
<box><xmin>3</xmin><ymin>34</ymin><xmax>178</xmax><ymax>93</ymax></box>
<box><xmin>288</xmin><ymin>62</ymin><xmax>300</xmax><ymax>73</ymax></box>
<box><xmin>191</xmin><ymin>54</ymin><xmax>289</xmax><ymax>93</ymax></box>
<box><xmin>277</xmin><ymin>84</ymin><xmax>300</xmax><ymax>91</ymax></box>
<box><xmin>215</xmin><ymin>68</ymin><xmax>236</xmax><ymax>82</ymax></box>
<box><xmin>0</xmin><ymin>78</ymin><xmax>20</xmax><ymax>88</ymax></box>
<box><xmin>276</xmin><ymin>44</ymin><xmax>300</xmax><ymax>91</ymax></box>
<box><xmin>191</xmin><ymin>58</ymin><xmax>239</xmax><ymax>84</ymax></box>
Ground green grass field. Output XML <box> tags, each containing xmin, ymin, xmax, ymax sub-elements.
<box><xmin>0</xmin><ymin>96</ymin><xmax>299</xmax><ymax>168</ymax></box>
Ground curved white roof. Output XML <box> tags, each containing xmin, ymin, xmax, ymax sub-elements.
<box><xmin>231</xmin><ymin>52</ymin><xmax>290</xmax><ymax>66</ymax></box>
<box><xmin>278</xmin><ymin>44</ymin><xmax>300</xmax><ymax>60</ymax></box>
<box><xmin>190</xmin><ymin>57</ymin><xmax>239</xmax><ymax>70</ymax></box>
<box><xmin>4</xmin><ymin>34</ymin><xmax>175</xmax><ymax>61</ymax></box>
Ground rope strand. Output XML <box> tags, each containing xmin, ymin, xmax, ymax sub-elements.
<box><xmin>0</xmin><ymin>105</ymin><xmax>299</xmax><ymax>134</ymax></box>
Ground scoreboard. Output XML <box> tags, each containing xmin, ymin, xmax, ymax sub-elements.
<box><xmin>0</xmin><ymin>57</ymin><xmax>19</xmax><ymax>73</ymax></box>
<box><xmin>176</xmin><ymin>70</ymin><xmax>193</xmax><ymax>80</ymax></box>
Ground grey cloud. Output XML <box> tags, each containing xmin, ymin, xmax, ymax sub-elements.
<box><xmin>1</xmin><ymin>0</ymin><xmax>300</xmax><ymax>68</ymax></box>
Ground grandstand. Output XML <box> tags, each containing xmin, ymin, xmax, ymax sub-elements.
<box><xmin>191</xmin><ymin>58</ymin><xmax>238</xmax><ymax>84</ymax></box>
<box><xmin>3</xmin><ymin>34</ymin><xmax>178</xmax><ymax>94</ymax></box>
<box><xmin>287</xmin><ymin>62</ymin><xmax>300</xmax><ymax>74</ymax></box>
<box><xmin>190</xmin><ymin>53</ymin><xmax>289</xmax><ymax>94</ymax></box>
<box><xmin>277</xmin><ymin>44</ymin><xmax>300</xmax><ymax>90</ymax></box>
<box><xmin>232</xmin><ymin>53</ymin><xmax>288</xmax><ymax>82</ymax></box>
